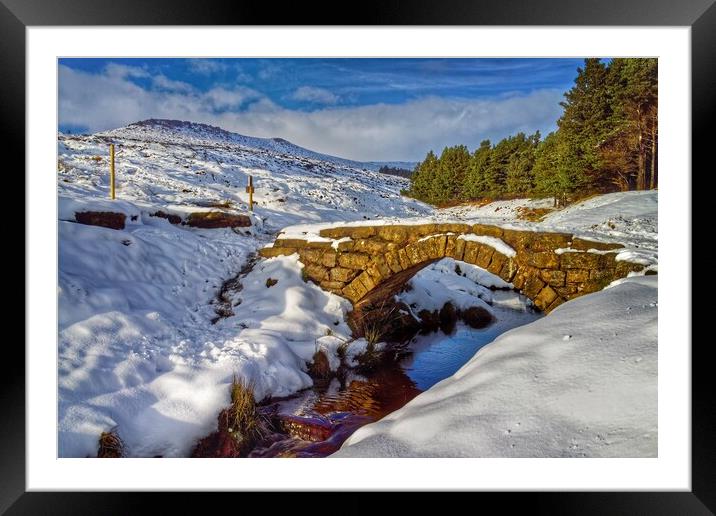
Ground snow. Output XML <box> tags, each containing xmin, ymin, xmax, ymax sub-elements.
<box><xmin>57</xmin><ymin>119</ymin><xmax>658</xmax><ymax>459</ymax></box>
<box><xmin>334</xmin><ymin>276</ymin><xmax>657</xmax><ymax>458</ymax></box>
<box><xmin>396</xmin><ymin>258</ymin><xmax>517</xmax><ymax>314</ymax></box>
<box><xmin>456</xmin><ymin>234</ymin><xmax>516</xmax><ymax>257</ymax></box>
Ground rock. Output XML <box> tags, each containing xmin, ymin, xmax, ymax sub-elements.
<box><xmin>384</xmin><ymin>250</ymin><xmax>403</xmax><ymax>273</ymax></box>
<box><xmin>259</xmin><ymin>247</ymin><xmax>296</xmax><ymax>258</ymax></box>
<box><xmin>523</xmin><ymin>251</ymin><xmax>560</xmax><ymax>269</ymax></box>
<box><xmin>330</xmin><ymin>267</ymin><xmax>359</xmax><ymax>283</ymax></box>
<box><xmin>185</xmin><ymin>211</ymin><xmax>251</xmax><ymax>229</ymax></box>
<box><xmin>352</xmin><ymin>239</ymin><xmax>389</xmax><ymax>254</ymax></box>
<box><xmin>319</xmin><ymin>280</ymin><xmax>346</xmax><ymax>293</ymax></box>
<box><xmin>338</xmin><ymin>253</ymin><xmax>371</xmax><ymax>270</ymax></box>
<box><xmin>439</xmin><ymin>302</ymin><xmax>458</xmax><ymax>334</ymax></box>
<box><xmin>473</xmin><ymin>245</ymin><xmax>492</xmax><ymax>268</ymax></box>
<box><xmin>534</xmin><ymin>285</ymin><xmax>558</xmax><ymax>311</ymax></box>
<box><xmin>566</xmin><ymin>269</ymin><xmax>590</xmax><ymax>283</ymax></box>
<box><xmin>463</xmin><ymin>241</ymin><xmax>480</xmax><ymax>264</ymax></box>
<box><xmin>540</xmin><ymin>269</ymin><xmax>566</xmax><ymax>286</ymax></box>
<box><xmin>75</xmin><ymin>211</ymin><xmax>126</xmax><ymax>230</ymax></box>
<box><xmin>279</xmin><ymin>414</ymin><xmax>334</xmax><ymax>442</ymax></box>
<box><xmin>523</xmin><ymin>274</ymin><xmax>546</xmax><ymax>300</ymax></box>
<box><xmin>356</xmin><ymin>271</ymin><xmax>377</xmax><ymax>291</ymax></box>
<box><xmin>321</xmin><ymin>251</ymin><xmax>338</xmax><ymax>268</ymax></box>
<box><xmin>487</xmin><ymin>252</ymin><xmax>507</xmax><ymax>275</ymax></box>
<box><xmin>152</xmin><ymin>210</ymin><xmax>182</xmax><ymax>224</ymax></box>
<box><xmin>304</xmin><ymin>264</ymin><xmax>329</xmax><ymax>282</ymax></box>
<box><xmin>274</xmin><ymin>238</ymin><xmax>309</xmax><ymax>248</ymax></box>
<box><xmin>307</xmin><ymin>350</ymin><xmax>332</xmax><ymax>380</ymax></box>
<box><xmin>471</xmin><ymin>223</ymin><xmax>503</xmax><ymax>237</ymax></box>
<box><xmin>560</xmin><ymin>252</ymin><xmax>602</xmax><ymax>269</ymax></box>
<box><xmin>571</xmin><ymin>237</ymin><xmax>623</xmax><ymax>251</ymax></box>
<box><xmin>377</xmin><ymin>226</ymin><xmax>409</xmax><ymax>244</ymax></box>
<box><xmin>319</xmin><ymin>226</ymin><xmax>375</xmax><ymax>239</ymax></box>
<box><xmin>459</xmin><ymin>306</ymin><xmax>494</xmax><ymax>329</ymax></box>
<box><xmin>265</xmin><ymin>278</ymin><xmax>278</xmax><ymax>288</ymax></box>
<box><xmin>417</xmin><ymin>309</ymin><xmax>441</xmax><ymax>334</ymax></box>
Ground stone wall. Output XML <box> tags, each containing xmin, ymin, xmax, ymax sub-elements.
<box><xmin>259</xmin><ymin>222</ymin><xmax>645</xmax><ymax>313</ymax></box>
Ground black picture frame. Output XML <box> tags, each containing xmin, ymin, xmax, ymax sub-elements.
<box><xmin>6</xmin><ymin>0</ymin><xmax>712</xmax><ymax>513</ymax></box>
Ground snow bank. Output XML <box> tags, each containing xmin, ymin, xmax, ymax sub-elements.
<box><xmin>334</xmin><ymin>276</ymin><xmax>657</xmax><ymax>457</ymax></box>
<box><xmin>58</xmin><ymin>212</ymin><xmax>354</xmax><ymax>457</ymax></box>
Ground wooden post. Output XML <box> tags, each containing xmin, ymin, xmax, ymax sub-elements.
<box><xmin>245</xmin><ymin>175</ymin><xmax>255</xmax><ymax>212</ymax></box>
<box><xmin>109</xmin><ymin>143</ymin><xmax>116</xmax><ymax>200</ymax></box>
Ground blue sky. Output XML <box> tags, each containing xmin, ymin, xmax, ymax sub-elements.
<box><xmin>59</xmin><ymin>58</ymin><xmax>587</xmax><ymax>161</ymax></box>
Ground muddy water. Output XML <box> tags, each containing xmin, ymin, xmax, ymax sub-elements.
<box><xmin>248</xmin><ymin>290</ymin><xmax>541</xmax><ymax>458</ymax></box>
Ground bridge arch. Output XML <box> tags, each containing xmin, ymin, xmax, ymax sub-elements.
<box><xmin>259</xmin><ymin>222</ymin><xmax>644</xmax><ymax>314</ymax></box>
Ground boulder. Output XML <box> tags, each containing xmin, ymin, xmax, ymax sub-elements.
<box><xmin>75</xmin><ymin>211</ymin><xmax>126</xmax><ymax>230</ymax></box>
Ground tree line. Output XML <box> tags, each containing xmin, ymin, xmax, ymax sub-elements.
<box><xmin>405</xmin><ymin>58</ymin><xmax>657</xmax><ymax>206</ymax></box>
<box><xmin>377</xmin><ymin>165</ymin><xmax>413</xmax><ymax>178</ymax></box>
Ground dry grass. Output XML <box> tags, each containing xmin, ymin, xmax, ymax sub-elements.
<box><xmin>515</xmin><ymin>206</ymin><xmax>554</xmax><ymax>222</ymax></box>
<box><xmin>97</xmin><ymin>430</ymin><xmax>123</xmax><ymax>458</ymax></box>
<box><xmin>363</xmin><ymin>323</ymin><xmax>384</xmax><ymax>345</ymax></box>
<box><xmin>228</xmin><ymin>376</ymin><xmax>261</xmax><ymax>440</ymax></box>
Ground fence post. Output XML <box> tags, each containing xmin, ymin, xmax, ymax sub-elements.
<box><xmin>245</xmin><ymin>175</ymin><xmax>254</xmax><ymax>212</ymax></box>
<box><xmin>109</xmin><ymin>143</ymin><xmax>116</xmax><ymax>200</ymax></box>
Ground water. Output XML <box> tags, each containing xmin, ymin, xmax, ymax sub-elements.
<box><xmin>401</xmin><ymin>291</ymin><xmax>542</xmax><ymax>390</ymax></box>
<box><xmin>246</xmin><ymin>289</ymin><xmax>541</xmax><ymax>457</ymax></box>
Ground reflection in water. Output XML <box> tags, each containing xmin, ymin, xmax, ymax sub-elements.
<box><xmin>249</xmin><ymin>289</ymin><xmax>541</xmax><ymax>458</ymax></box>
<box><xmin>402</xmin><ymin>293</ymin><xmax>542</xmax><ymax>390</ymax></box>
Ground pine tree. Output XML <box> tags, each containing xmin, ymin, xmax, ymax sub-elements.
<box><xmin>431</xmin><ymin>145</ymin><xmax>471</xmax><ymax>204</ymax></box>
<box><xmin>506</xmin><ymin>131</ymin><xmax>540</xmax><ymax>195</ymax></box>
<box><xmin>462</xmin><ymin>140</ymin><xmax>492</xmax><ymax>199</ymax></box>
<box><xmin>408</xmin><ymin>150</ymin><xmax>438</xmax><ymax>202</ymax></box>
<box><xmin>557</xmin><ymin>58</ymin><xmax>613</xmax><ymax>191</ymax></box>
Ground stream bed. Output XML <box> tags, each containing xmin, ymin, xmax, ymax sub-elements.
<box><xmin>247</xmin><ymin>290</ymin><xmax>542</xmax><ymax>458</ymax></box>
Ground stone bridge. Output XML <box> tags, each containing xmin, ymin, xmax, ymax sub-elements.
<box><xmin>259</xmin><ymin>222</ymin><xmax>645</xmax><ymax>314</ymax></box>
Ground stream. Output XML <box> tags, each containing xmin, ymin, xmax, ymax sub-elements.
<box><xmin>246</xmin><ymin>290</ymin><xmax>542</xmax><ymax>458</ymax></box>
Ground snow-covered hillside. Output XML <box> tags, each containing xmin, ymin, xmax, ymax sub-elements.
<box><xmin>60</xmin><ymin>119</ymin><xmax>429</xmax><ymax>233</ymax></box>
<box><xmin>57</xmin><ymin>120</ymin><xmax>431</xmax><ymax>457</ymax></box>
<box><xmin>57</xmin><ymin>119</ymin><xmax>658</xmax><ymax>458</ymax></box>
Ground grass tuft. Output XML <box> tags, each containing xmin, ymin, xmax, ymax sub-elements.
<box><xmin>97</xmin><ymin>430</ymin><xmax>124</xmax><ymax>458</ymax></box>
<box><xmin>228</xmin><ymin>375</ymin><xmax>261</xmax><ymax>441</ymax></box>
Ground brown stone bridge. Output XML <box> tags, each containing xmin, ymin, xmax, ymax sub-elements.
<box><xmin>259</xmin><ymin>222</ymin><xmax>644</xmax><ymax>314</ymax></box>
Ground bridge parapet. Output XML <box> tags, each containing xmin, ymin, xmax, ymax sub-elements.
<box><xmin>259</xmin><ymin>222</ymin><xmax>644</xmax><ymax>313</ymax></box>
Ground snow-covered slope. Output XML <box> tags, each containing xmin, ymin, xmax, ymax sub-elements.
<box><xmin>57</xmin><ymin>120</ymin><xmax>431</xmax><ymax>457</ymax></box>
<box><xmin>57</xmin><ymin>119</ymin><xmax>657</xmax><ymax>459</ymax></box>
<box><xmin>100</xmin><ymin>118</ymin><xmax>416</xmax><ymax>173</ymax></box>
<box><xmin>334</xmin><ymin>275</ymin><xmax>658</xmax><ymax>458</ymax></box>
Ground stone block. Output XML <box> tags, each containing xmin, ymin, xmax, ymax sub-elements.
<box><xmin>259</xmin><ymin>247</ymin><xmax>296</xmax><ymax>258</ymax></box>
<box><xmin>523</xmin><ymin>251</ymin><xmax>559</xmax><ymax>269</ymax></box>
<box><xmin>560</xmin><ymin>252</ymin><xmax>602</xmax><ymax>269</ymax></box>
<box><xmin>337</xmin><ymin>252</ymin><xmax>371</xmax><ymax>269</ymax></box>
<box><xmin>566</xmin><ymin>269</ymin><xmax>590</xmax><ymax>283</ymax></box>
<box><xmin>476</xmin><ymin>245</ymin><xmax>494</xmax><ymax>268</ymax></box>
<box><xmin>330</xmin><ymin>267</ymin><xmax>359</xmax><ymax>283</ymax></box>
<box><xmin>471</xmin><ymin>223</ymin><xmax>503</xmax><ymax>237</ymax></box>
<box><xmin>540</xmin><ymin>269</ymin><xmax>566</xmax><ymax>287</ymax></box>
<box><xmin>571</xmin><ymin>237</ymin><xmax>623</xmax><ymax>251</ymax></box>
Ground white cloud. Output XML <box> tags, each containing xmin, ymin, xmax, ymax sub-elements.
<box><xmin>104</xmin><ymin>63</ymin><xmax>150</xmax><ymax>79</ymax></box>
<box><xmin>186</xmin><ymin>59</ymin><xmax>227</xmax><ymax>75</ymax></box>
<box><xmin>291</xmin><ymin>86</ymin><xmax>339</xmax><ymax>105</ymax></box>
<box><xmin>152</xmin><ymin>75</ymin><xmax>194</xmax><ymax>93</ymax></box>
<box><xmin>203</xmin><ymin>86</ymin><xmax>263</xmax><ymax>110</ymax></box>
<box><xmin>59</xmin><ymin>65</ymin><xmax>563</xmax><ymax>162</ymax></box>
